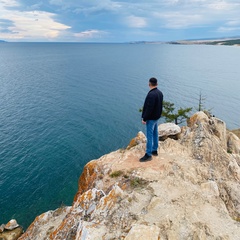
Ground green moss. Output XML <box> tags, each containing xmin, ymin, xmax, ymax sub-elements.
<box><xmin>227</xmin><ymin>149</ymin><xmax>233</xmax><ymax>154</ymax></box>
<box><xmin>130</xmin><ymin>177</ymin><xmax>147</xmax><ymax>188</ymax></box>
<box><xmin>109</xmin><ymin>170</ymin><xmax>124</xmax><ymax>178</ymax></box>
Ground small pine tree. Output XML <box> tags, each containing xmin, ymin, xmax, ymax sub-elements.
<box><xmin>195</xmin><ymin>91</ymin><xmax>213</xmax><ymax>116</ymax></box>
<box><xmin>161</xmin><ymin>101</ymin><xmax>192</xmax><ymax>125</ymax></box>
<box><xmin>197</xmin><ymin>91</ymin><xmax>205</xmax><ymax>111</ymax></box>
<box><xmin>139</xmin><ymin>101</ymin><xmax>192</xmax><ymax>125</ymax></box>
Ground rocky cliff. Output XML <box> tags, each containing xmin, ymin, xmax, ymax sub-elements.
<box><xmin>12</xmin><ymin>112</ymin><xmax>240</xmax><ymax>239</ymax></box>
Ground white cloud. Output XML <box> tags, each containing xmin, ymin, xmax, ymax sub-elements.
<box><xmin>0</xmin><ymin>1</ymin><xmax>70</xmax><ymax>40</ymax></box>
<box><xmin>226</xmin><ymin>20</ymin><xmax>240</xmax><ymax>26</ymax></box>
<box><xmin>2</xmin><ymin>11</ymin><xmax>70</xmax><ymax>40</ymax></box>
<box><xmin>217</xmin><ymin>26</ymin><xmax>240</xmax><ymax>32</ymax></box>
<box><xmin>49</xmin><ymin>0</ymin><xmax>64</xmax><ymax>6</ymax></box>
<box><xmin>0</xmin><ymin>0</ymin><xmax>19</xmax><ymax>7</ymax></box>
<box><xmin>206</xmin><ymin>0</ymin><xmax>240</xmax><ymax>11</ymax></box>
<box><xmin>50</xmin><ymin>0</ymin><xmax>121</xmax><ymax>14</ymax></box>
<box><xmin>155</xmin><ymin>11</ymin><xmax>203</xmax><ymax>29</ymax></box>
<box><xmin>74</xmin><ymin>30</ymin><xmax>108</xmax><ymax>40</ymax></box>
<box><xmin>74</xmin><ymin>1</ymin><xmax>121</xmax><ymax>15</ymax></box>
<box><xmin>125</xmin><ymin>15</ymin><xmax>147</xmax><ymax>28</ymax></box>
<box><xmin>217</xmin><ymin>18</ymin><xmax>240</xmax><ymax>33</ymax></box>
<box><xmin>151</xmin><ymin>0</ymin><xmax>240</xmax><ymax>30</ymax></box>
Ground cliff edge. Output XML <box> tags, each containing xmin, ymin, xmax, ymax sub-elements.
<box><xmin>17</xmin><ymin>112</ymin><xmax>240</xmax><ymax>240</ymax></box>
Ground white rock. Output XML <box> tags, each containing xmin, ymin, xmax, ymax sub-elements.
<box><xmin>0</xmin><ymin>224</ymin><xmax>5</xmax><ymax>233</ymax></box>
<box><xmin>127</xmin><ymin>131</ymin><xmax>146</xmax><ymax>149</ymax></box>
<box><xmin>228</xmin><ymin>157</ymin><xmax>240</xmax><ymax>181</ymax></box>
<box><xmin>125</xmin><ymin>224</ymin><xmax>160</xmax><ymax>240</ymax></box>
<box><xmin>158</xmin><ymin>123</ymin><xmax>181</xmax><ymax>137</ymax></box>
<box><xmin>4</xmin><ymin>219</ymin><xmax>19</xmax><ymax>230</ymax></box>
<box><xmin>227</xmin><ymin>132</ymin><xmax>240</xmax><ymax>154</ymax></box>
<box><xmin>75</xmin><ymin>221</ymin><xmax>106</xmax><ymax>240</ymax></box>
<box><xmin>201</xmin><ymin>181</ymin><xmax>220</xmax><ymax>196</ymax></box>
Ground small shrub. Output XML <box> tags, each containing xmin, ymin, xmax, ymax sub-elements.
<box><xmin>109</xmin><ymin>170</ymin><xmax>124</xmax><ymax>178</ymax></box>
<box><xmin>130</xmin><ymin>177</ymin><xmax>147</xmax><ymax>188</ymax></box>
<box><xmin>227</xmin><ymin>149</ymin><xmax>233</xmax><ymax>154</ymax></box>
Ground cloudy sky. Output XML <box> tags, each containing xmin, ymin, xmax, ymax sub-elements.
<box><xmin>0</xmin><ymin>0</ymin><xmax>240</xmax><ymax>42</ymax></box>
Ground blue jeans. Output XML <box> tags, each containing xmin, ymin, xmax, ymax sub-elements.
<box><xmin>146</xmin><ymin>120</ymin><xmax>159</xmax><ymax>156</ymax></box>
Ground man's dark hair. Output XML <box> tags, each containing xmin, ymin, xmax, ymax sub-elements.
<box><xmin>149</xmin><ymin>77</ymin><xmax>158</xmax><ymax>86</ymax></box>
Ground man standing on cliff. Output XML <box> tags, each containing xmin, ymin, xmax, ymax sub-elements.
<box><xmin>140</xmin><ymin>77</ymin><xmax>163</xmax><ymax>162</ymax></box>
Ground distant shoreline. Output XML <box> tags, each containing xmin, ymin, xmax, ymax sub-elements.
<box><xmin>167</xmin><ymin>38</ymin><xmax>240</xmax><ymax>46</ymax></box>
<box><xmin>130</xmin><ymin>38</ymin><xmax>240</xmax><ymax>46</ymax></box>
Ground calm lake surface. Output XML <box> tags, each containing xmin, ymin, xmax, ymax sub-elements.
<box><xmin>0</xmin><ymin>43</ymin><xmax>239</xmax><ymax>228</ymax></box>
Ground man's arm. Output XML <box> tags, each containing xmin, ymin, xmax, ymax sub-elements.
<box><xmin>142</xmin><ymin>93</ymin><xmax>155</xmax><ymax>121</ymax></box>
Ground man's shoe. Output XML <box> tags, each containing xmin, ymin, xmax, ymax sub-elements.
<box><xmin>139</xmin><ymin>153</ymin><xmax>152</xmax><ymax>162</ymax></box>
<box><xmin>152</xmin><ymin>151</ymin><xmax>158</xmax><ymax>156</ymax></box>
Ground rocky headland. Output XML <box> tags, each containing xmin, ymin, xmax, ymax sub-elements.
<box><xmin>2</xmin><ymin>112</ymin><xmax>240</xmax><ymax>240</ymax></box>
<box><xmin>131</xmin><ymin>38</ymin><xmax>240</xmax><ymax>46</ymax></box>
<box><xmin>167</xmin><ymin>38</ymin><xmax>240</xmax><ymax>46</ymax></box>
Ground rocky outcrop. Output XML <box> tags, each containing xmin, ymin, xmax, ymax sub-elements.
<box><xmin>158</xmin><ymin>122</ymin><xmax>181</xmax><ymax>140</ymax></box>
<box><xmin>0</xmin><ymin>219</ymin><xmax>23</xmax><ymax>240</ymax></box>
<box><xmin>227</xmin><ymin>132</ymin><xmax>240</xmax><ymax>154</ymax></box>
<box><xmin>18</xmin><ymin>112</ymin><xmax>240</xmax><ymax>239</ymax></box>
<box><xmin>230</xmin><ymin>129</ymin><xmax>240</xmax><ymax>139</ymax></box>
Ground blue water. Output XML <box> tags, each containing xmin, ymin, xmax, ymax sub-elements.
<box><xmin>0</xmin><ymin>43</ymin><xmax>239</xmax><ymax>229</ymax></box>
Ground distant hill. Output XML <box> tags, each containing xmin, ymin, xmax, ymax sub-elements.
<box><xmin>0</xmin><ymin>40</ymin><xmax>6</xmax><ymax>42</ymax></box>
<box><xmin>129</xmin><ymin>37</ymin><xmax>240</xmax><ymax>46</ymax></box>
<box><xmin>205</xmin><ymin>39</ymin><xmax>240</xmax><ymax>46</ymax></box>
<box><xmin>168</xmin><ymin>38</ymin><xmax>240</xmax><ymax>46</ymax></box>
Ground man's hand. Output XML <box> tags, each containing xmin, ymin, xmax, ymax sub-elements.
<box><xmin>142</xmin><ymin>120</ymin><xmax>146</xmax><ymax>124</ymax></box>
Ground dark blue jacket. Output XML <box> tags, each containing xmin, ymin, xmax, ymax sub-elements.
<box><xmin>142</xmin><ymin>88</ymin><xmax>163</xmax><ymax>121</ymax></box>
